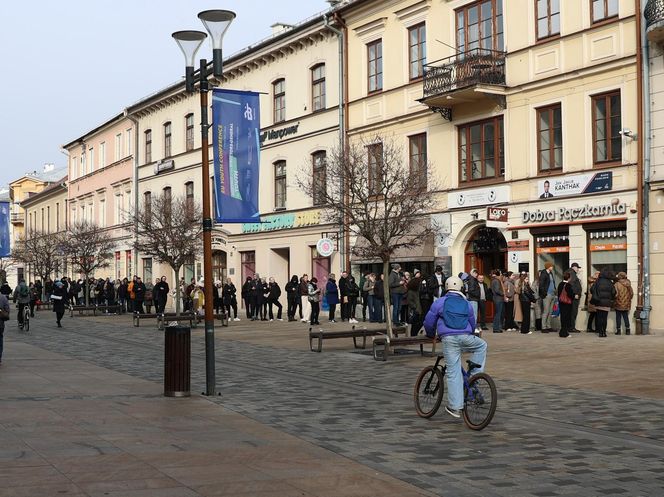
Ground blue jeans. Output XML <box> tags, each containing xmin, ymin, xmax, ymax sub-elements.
<box><xmin>442</xmin><ymin>334</ymin><xmax>488</xmax><ymax>410</ymax></box>
<box><xmin>373</xmin><ymin>299</ymin><xmax>384</xmax><ymax>322</ymax></box>
<box><xmin>391</xmin><ymin>293</ymin><xmax>402</xmax><ymax>324</ymax></box>
<box><xmin>615</xmin><ymin>310</ymin><xmax>630</xmax><ymax>332</ymax></box>
<box><xmin>366</xmin><ymin>295</ymin><xmax>375</xmax><ymax>321</ymax></box>
<box><xmin>469</xmin><ymin>301</ymin><xmax>479</xmax><ymax>326</ymax></box>
<box><xmin>492</xmin><ymin>300</ymin><xmax>504</xmax><ymax>331</ymax></box>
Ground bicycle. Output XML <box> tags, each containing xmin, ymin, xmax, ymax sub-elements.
<box><xmin>414</xmin><ymin>355</ymin><xmax>497</xmax><ymax>430</ymax></box>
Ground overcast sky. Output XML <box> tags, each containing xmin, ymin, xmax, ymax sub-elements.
<box><xmin>0</xmin><ymin>0</ymin><xmax>331</xmax><ymax>186</ymax></box>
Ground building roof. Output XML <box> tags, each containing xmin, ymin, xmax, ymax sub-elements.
<box><xmin>19</xmin><ymin>175</ymin><xmax>68</xmax><ymax>207</ymax></box>
<box><xmin>0</xmin><ymin>188</ymin><xmax>9</xmax><ymax>202</ymax></box>
<box><xmin>9</xmin><ymin>166</ymin><xmax>68</xmax><ymax>187</ymax></box>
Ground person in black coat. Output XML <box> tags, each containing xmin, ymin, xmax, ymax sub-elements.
<box><xmin>222</xmin><ymin>278</ymin><xmax>239</xmax><ymax>320</ymax></box>
<box><xmin>591</xmin><ymin>268</ymin><xmax>617</xmax><ymax>338</ymax></box>
<box><xmin>154</xmin><ymin>276</ymin><xmax>169</xmax><ymax>314</ymax></box>
<box><xmin>0</xmin><ymin>282</ymin><xmax>12</xmax><ymax>296</ymax></box>
<box><xmin>285</xmin><ymin>275</ymin><xmax>300</xmax><ymax>321</ymax></box>
<box><xmin>117</xmin><ymin>279</ymin><xmax>128</xmax><ymax>313</ymax></box>
<box><xmin>267</xmin><ymin>277</ymin><xmax>282</xmax><ymax>321</ymax></box>
<box><xmin>519</xmin><ymin>275</ymin><xmax>536</xmax><ymax>334</ymax></box>
<box><xmin>373</xmin><ymin>274</ymin><xmax>385</xmax><ymax>323</ymax></box>
<box><xmin>242</xmin><ymin>277</ymin><xmax>253</xmax><ymax>319</ymax></box>
<box><xmin>213</xmin><ymin>281</ymin><xmax>222</xmax><ymax>314</ymax></box>
<box><xmin>133</xmin><ymin>277</ymin><xmax>147</xmax><ymax>314</ymax></box>
<box><xmin>51</xmin><ymin>280</ymin><xmax>68</xmax><ymax>328</ymax></box>
<box><xmin>557</xmin><ymin>272</ymin><xmax>575</xmax><ymax>338</ymax></box>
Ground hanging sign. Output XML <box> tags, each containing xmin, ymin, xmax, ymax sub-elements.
<box><xmin>316</xmin><ymin>238</ymin><xmax>335</xmax><ymax>257</ymax></box>
<box><xmin>0</xmin><ymin>202</ymin><xmax>9</xmax><ymax>258</ymax></box>
<box><xmin>212</xmin><ymin>89</ymin><xmax>261</xmax><ymax>223</ymax></box>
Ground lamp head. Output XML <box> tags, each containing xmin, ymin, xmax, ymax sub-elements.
<box><xmin>198</xmin><ymin>10</ymin><xmax>236</xmax><ymax>78</ymax></box>
<box><xmin>172</xmin><ymin>30</ymin><xmax>207</xmax><ymax>92</ymax></box>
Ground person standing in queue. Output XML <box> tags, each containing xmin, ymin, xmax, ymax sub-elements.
<box><xmin>51</xmin><ymin>280</ymin><xmax>68</xmax><ymax>328</ymax></box>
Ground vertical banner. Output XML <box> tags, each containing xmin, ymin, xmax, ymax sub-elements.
<box><xmin>0</xmin><ymin>202</ymin><xmax>10</xmax><ymax>258</ymax></box>
<box><xmin>212</xmin><ymin>89</ymin><xmax>261</xmax><ymax>223</ymax></box>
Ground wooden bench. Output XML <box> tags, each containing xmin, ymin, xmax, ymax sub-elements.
<box><xmin>95</xmin><ymin>305</ymin><xmax>121</xmax><ymax>315</ymax></box>
<box><xmin>69</xmin><ymin>305</ymin><xmax>97</xmax><ymax>317</ymax></box>
<box><xmin>133</xmin><ymin>312</ymin><xmax>166</xmax><ymax>327</ymax></box>
<box><xmin>308</xmin><ymin>326</ymin><xmax>386</xmax><ymax>353</ymax></box>
<box><xmin>158</xmin><ymin>313</ymin><xmax>198</xmax><ymax>330</ymax></box>
<box><xmin>372</xmin><ymin>334</ymin><xmax>438</xmax><ymax>361</ymax></box>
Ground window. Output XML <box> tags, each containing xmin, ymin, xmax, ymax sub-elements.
<box><xmin>592</xmin><ymin>91</ymin><xmax>621</xmax><ymax>164</ymax></box>
<box><xmin>537</xmin><ymin>104</ymin><xmax>562</xmax><ymax>172</ymax></box>
<box><xmin>591</xmin><ymin>0</ymin><xmax>618</xmax><ymax>23</ymax></box>
<box><xmin>536</xmin><ymin>0</ymin><xmax>561</xmax><ymax>40</ymax></box>
<box><xmin>145</xmin><ymin>129</ymin><xmax>152</xmax><ymax>163</ymax></box>
<box><xmin>367</xmin><ymin>143</ymin><xmax>384</xmax><ymax>196</ymax></box>
<box><xmin>126</xmin><ymin>129</ymin><xmax>132</xmax><ymax>157</ymax></box>
<box><xmin>71</xmin><ymin>156</ymin><xmax>78</xmax><ymax>179</ymax></box>
<box><xmin>241</xmin><ymin>251</ymin><xmax>256</xmax><ymax>282</ymax></box>
<box><xmin>99</xmin><ymin>199</ymin><xmax>106</xmax><ymax>228</ymax></box>
<box><xmin>163</xmin><ymin>186</ymin><xmax>172</xmax><ymax>219</ymax></box>
<box><xmin>367</xmin><ymin>39</ymin><xmax>383</xmax><ymax>93</ymax></box>
<box><xmin>588</xmin><ymin>226</ymin><xmax>627</xmax><ymax>276</ymax></box>
<box><xmin>143</xmin><ymin>258</ymin><xmax>153</xmax><ymax>284</ymax></box>
<box><xmin>144</xmin><ymin>191</ymin><xmax>152</xmax><ymax>225</ymax></box>
<box><xmin>185</xmin><ymin>181</ymin><xmax>194</xmax><ymax>212</ymax></box>
<box><xmin>99</xmin><ymin>142</ymin><xmax>106</xmax><ymax>168</ymax></box>
<box><xmin>456</xmin><ymin>0</ymin><xmax>504</xmax><ymax>53</ymax></box>
<box><xmin>458</xmin><ymin>116</ymin><xmax>504</xmax><ymax>182</ymax></box>
<box><xmin>115</xmin><ymin>133</ymin><xmax>122</xmax><ymax>161</ymax></box>
<box><xmin>115</xmin><ymin>193</ymin><xmax>123</xmax><ymax>224</ymax></box>
<box><xmin>185</xmin><ymin>114</ymin><xmax>195</xmax><ymax>151</ymax></box>
<box><xmin>184</xmin><ymin>256</ymin><xmax>195</xmax><ymax>283</ymax></box>
<box><xmin>89</xmin><ymin>147</ymin><xmax>95</xmax><ymax>173</ymax></box>
<box><xmin>164</xmin><ymin>122</ymin><xmax>172</xmax><ymax>158</ymax></box>
<box><xmin>535</xmin><ymin>232</ymin><xmax>569</xmax><ymax>283</ymax></box>
<box><xmin>273</xmin><ymin>79</ymin><xmax>286</xmax><ymax>123</ymax></box>
<box><xmin>274</xmin><ymin>161</ymin><xmax>287</xmax><ymax>210</ymax></box>
<box><xmin>312</xmin><ymin>151</ymin><xmax>327</xmax><ymax>206</ymax></box>
<box><xmin>409</xmin><ymin>134</ymin><xmax>428</xmax><ymax>188</ymax></box>
<box><xmin>56</xmin><ymin>202</ymin><xmax>60</xmax><ymax>231</ymax></box>
<box><xmin>311</xmin><ymin>65</ymin><xmax>326</xmax><ymax>112</ymax></box>
<box><xmin>408</xmin><ymin>23</ymin><xmax>426</xmax><ymax>80</ymax></box>
<box><xmin>80</xmin><ymin>153</ymin><xmax>86</xmax><ymax>176</ymax></box>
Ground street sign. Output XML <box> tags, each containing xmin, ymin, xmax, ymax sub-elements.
<box><xmin>316</xmin><ymin>238</ymin><xmax>335</xmax><ymax>257</ymax></box>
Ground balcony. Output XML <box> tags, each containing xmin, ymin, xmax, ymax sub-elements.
<box><xmin>10</xmin><ymin>212</ymin><xmax>24</xmax><ymax>224</ymax></box>
<box><xmin>420</xmin><ymin>48</ymin><xmax>506</xmax><ymax>121</ymax></box>
<box><xmin>645</xmin><ymin>0</ymin><xmax>664</xmax><ymax>43</ymax></box>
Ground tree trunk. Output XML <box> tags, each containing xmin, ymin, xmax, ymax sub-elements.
<box><xmin>84</xmin><ymin>274</ymin><xmax>89</xmax><ymax>306</ymax></box>
<box><xmin>173</xmin><ymin>266</ymin><xmax>182</xmax><ymax>316</ymax></box>
<box><xmin>383</xmin><ymin>259</ymin><xmax>393</xmax><ymax>339</ymax></box>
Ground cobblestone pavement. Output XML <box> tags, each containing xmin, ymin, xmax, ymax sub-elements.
<box><xmin>4</xmin><ymin>312</ymin><xmax>664</xmax><ymax>497</ymax></box>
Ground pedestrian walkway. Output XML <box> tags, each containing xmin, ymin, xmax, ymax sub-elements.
<box><xmin>0</xmin><ymin>340</ymin><xmax>435</xmax><ymax>497</ymax></box>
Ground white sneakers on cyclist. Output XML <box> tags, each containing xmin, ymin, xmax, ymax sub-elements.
<box><xmin>445</xmin><ymin>406</ymin><xmax>462</xmax><ymax>418</ymax></box>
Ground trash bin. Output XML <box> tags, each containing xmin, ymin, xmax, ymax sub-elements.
<box><xmin>164</xmin><ymin>324</ymin><xmax>191</xmax><ymax>397</ymax></box>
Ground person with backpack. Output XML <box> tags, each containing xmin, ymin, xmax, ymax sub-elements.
<box><xmin>557</xmin><ymin>272</ymin><xmax>575</xmax><ymax>338</ymax></box>
<box><xmin>12</xmin><ymin>280</ymin><xmax>31</xmax><ymax>328</ymax></box>
<box><xmin>423</xmin><ymin>276</ymin><xmax>487</xmax><ymax>419</ymax></box>
<box><xmin>0</xmin><ymin>292</ymin><xmax>9</xmax><ymax>364</ymax></box>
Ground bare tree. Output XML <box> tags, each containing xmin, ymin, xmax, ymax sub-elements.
<box><xmin>63</xmin><ymin>221</ymin><xmax>116</xmax><ymax>305</ymax></box>
<box><xmin>12</xmin><ymin>230</ymin><xmax>65</xmax><ymax>293</ymax></box>
<box><xmin>0</xmin><ymin>257</ymin><xmax>16</xmax><ymax>285</ymax></box>
<box><xmin>126</xmin><ymin>193</ymin><xmax>203</xmax><ymax>314</ymax></box>
<box><xmin>298</xmin><ymin>136</ymin><xmax>440</xmax><ymax>337</ymax></box>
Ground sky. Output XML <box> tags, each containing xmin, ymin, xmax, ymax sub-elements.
<box><xmin>0</xmin><ymin>0</ymin><xmax>331</xmax><ymax>186</ymax></box>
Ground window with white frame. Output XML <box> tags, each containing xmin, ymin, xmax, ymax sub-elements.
<box><xmin>89</xmin><ymin>147</ymin><xmax>95</xmax><ymax>173</ymax></box>
<box><xmin>71</xmin><ymin>156</ymin><xmax>78</xmax><ymax>179</ymax></box>
<box><xmin>99</xmin><ymin>142</ymin><xmax>106</xmax><ymax>168</ymax></box>
<box><xmin>115</xmin><ymin>193</ymin><xmax>123</xmax><ymax>224</ymax></box>
<box><xmin>81</xmin><ymin>152</ymin><xmax>86</xmax><ymax>176</ymax></box>
<box><xmin>99</xmin><ymin>199</ymin><xmax>106</xmax><ymax>228</ymax></box>
<box><xmin>115</xmin><ymin>133</ymin><xmax>122</xmax><ymax>161</ymax></box>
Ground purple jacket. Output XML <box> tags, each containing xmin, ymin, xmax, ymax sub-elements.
<box><xmin>423</xmin><ymin>291</ymin><xmax>476</xmax><ymax>337</ymax></box>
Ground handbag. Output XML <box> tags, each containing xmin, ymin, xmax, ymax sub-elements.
<box><xmin>559</xmin><ymin>285</ymin><xmax>572</xmax><ymax>305</ymax></box>
<box><xmin>589</xmin><ymin>285</ymin><xmax>601</xmax><ymax>306</ymax></box>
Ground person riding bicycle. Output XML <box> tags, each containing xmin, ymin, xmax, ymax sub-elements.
<box><xmin>12</xmin><ymin>280</ymin><xmax>31</xmax><ymax>329</ymax></box>
<box><xmin>423</xmin><ymin>276</ymin><xmax>487</xmax><ymax>419</ymax></box>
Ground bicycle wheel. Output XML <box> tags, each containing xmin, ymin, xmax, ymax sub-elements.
<box><xmin>414</xmin><ymin>366</ymin><xmax>444</xmax><ymax>418</ymax></box>
<box><xmin>463</xmin><ymin>372</ymin><xmax>497</xmax><ymax>430</ymax></box>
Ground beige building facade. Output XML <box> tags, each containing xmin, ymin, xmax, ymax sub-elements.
<box><xmin>63</xmin><ymin>114</ymin><xmax>134</xmax><ymax>281</ymax></box>
<box><xmin>127</xmin><ymin>14</ymin><xmax>343</xmax><ymax>307</ymax></box>
<box><xmin>339</xmin><ymin>0</ymin><xmax>640</xmax><ymax>331</ymax></box>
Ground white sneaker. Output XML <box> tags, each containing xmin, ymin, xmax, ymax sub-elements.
<box><xmin>277</xmin><ymin>318</ymin><xmax>283</xmax><ymax>321</ymax></box>
<box><xmin>234</xmin><ymin>318</ymin><xmax>240</xmax><ymax>321</ymax></box>
<box><xmin>269</xmin><ymin>319</ymin><xmax>274</xmax><ymax>322</ymax></box>
<box><xmin>301</xmin><ymin>318</ymin><xmax>307</xmax><ymax>322</ymax></box>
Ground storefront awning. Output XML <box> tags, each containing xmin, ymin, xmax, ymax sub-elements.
<box><xmin>351</xmin><ymin>229</ymin><xmax>435</xmax><ymax>265</ymax></box>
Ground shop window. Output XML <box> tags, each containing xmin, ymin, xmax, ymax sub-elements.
<box><xmin>535</xmin><ymin>233</ymin><xmax>569</xmax><ymax>283</ymax></box>
<box><xmin>588</xmin><ymin>227</ymin><xmax>627</xmax><ymax>276</ymax></box>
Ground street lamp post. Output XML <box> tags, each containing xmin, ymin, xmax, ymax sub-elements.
<box><xmin>173</xmin><ymin>10</ymin><xmax>236</xmax><ymax>396</ymax></box>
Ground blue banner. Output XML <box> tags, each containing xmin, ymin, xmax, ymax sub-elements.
<box><xmin>0</xmin><ymin>202</ymin><xmax>9</xmax><ymax>257</ymax></box>
<box><xmin>212</xmin><ymin>89</ymin><xmax>261</xmax><ymax>223</ymax></box>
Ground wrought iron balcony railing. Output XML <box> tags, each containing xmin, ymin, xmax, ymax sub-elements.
<box><xmin>423</xmin><ymin>48</ymin><xmax>506</xmax><ymax>99</ymax></box>
<box><xmin>645</xmin><ymin>0</ymin><xmax>664</xmax><ymax>28</ymax></box>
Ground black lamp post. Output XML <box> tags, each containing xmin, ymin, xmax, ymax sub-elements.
<box><xmin>172</xmin><ymin>9</ymin><xmax>236</xmax><ymax>397</ymax></box>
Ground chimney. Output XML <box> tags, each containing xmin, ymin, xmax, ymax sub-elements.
<box><xmin>271</xmin><ymin>22</ymin><xmax>294</xmax><ymax>36</ymax></box>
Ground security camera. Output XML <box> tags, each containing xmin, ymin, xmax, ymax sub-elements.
<box><xmin>619</xmin><ymin>128</ymin><xmax>635</xmax><ymax>139</ymax></box>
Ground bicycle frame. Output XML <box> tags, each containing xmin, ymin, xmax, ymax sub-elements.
<box><xmin>429</xmin><ymin>355</ymin><xmax>483</xmax><ymax>402</ymax></box>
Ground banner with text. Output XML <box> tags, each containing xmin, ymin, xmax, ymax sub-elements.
<box><xmin>213</xmin><ymin>89</ymin><xmax>261</xmax><ymax>223</ymax></box>
<box><xmin>0</xmin><ymin>202</ymin><xmax>9</xmax><ymax>257</ymax></box>
<box><xmin>537</xmin><ymin>171</ymin><xmax>612</xmax><ymax>199</ymax></box>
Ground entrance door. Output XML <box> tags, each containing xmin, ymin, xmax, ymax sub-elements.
<box><xmin>465</xmin><ymin>227</ymin><xmax>508</xmax><ymax>320</ymax></box>
<box><xmin>312</xmin><ymin>247</ymin><xmax>331</xmax><ymax>312</ymax></box>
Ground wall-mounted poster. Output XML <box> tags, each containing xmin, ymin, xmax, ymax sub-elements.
<box><xmin>538</xmin><ymin>171</ymin><xmax>612</xmax><ymax>199</ymax></box>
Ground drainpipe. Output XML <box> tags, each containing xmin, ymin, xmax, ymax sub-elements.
<box><xmin>324</xmin><ymin>13</ymin><xmax>347</xmax><ymax>271</ymax></box>
<box><xmin>125</xmin><ymin>112</ymin><xmax>140</xmax><ymax>278</ymax></box>
<box><xmin>639</xmin><ymin>0</ymin><xmax>652</xmax><ymax>333</ymax></box>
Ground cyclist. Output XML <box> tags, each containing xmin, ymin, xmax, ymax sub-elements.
<box><xmin>423</xmin><ymin>276</ymin><xmax>487</xmax><ymax>419</ymax></box>
<box><xmin>12</xmin><ymin>279</ymin><xmax>31</xmax><ymax>329</ymax></box>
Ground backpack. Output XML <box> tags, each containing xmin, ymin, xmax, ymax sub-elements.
<box><xmin>19</xmin><ymin>285</ymin><xmax>29</xmax><ymax>298</ymax></box>
<box><xmin>441</xmin><ymin>295</ymin><xmax>470</xmax><ymax>330</ymax></box>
